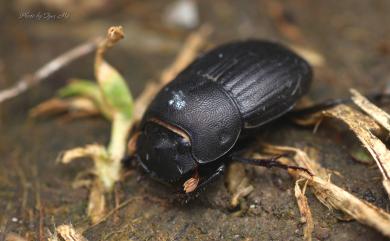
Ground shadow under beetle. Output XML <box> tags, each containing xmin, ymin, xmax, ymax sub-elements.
<box><xmin>127</xmin><ymin>40</ymin><xmax>385</xmax><ymax>194</ymax></box>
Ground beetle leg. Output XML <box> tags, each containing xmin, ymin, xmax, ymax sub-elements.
<box><xmin>232</xmin><ymin>155</ymin><xmax>312</xmax><ymax>176</ymax></box>
<box><xmin>183</xmin><ymin>169</ymin><xmax>200</xmax><ymax>193</ymax></box>
<box><xmin>192</xmin><ymin>164</ymin><xmax>226</xmax><ymax>192</ymax></box>
<box><xmin>291</xmin><ymin>92</ymin><xmax>390</xmax><ymax>116</ymax></box>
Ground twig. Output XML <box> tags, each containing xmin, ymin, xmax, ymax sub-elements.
<box><xmin>32</xmin><ymin>163</ymin><xmax>45</xmax><ymax>241</ymax></box>
<box><xmin>295</xmin><ymin>180</ymin><xmax>313</xmax><ymax>241</ymax></box>
<box><xmin>84</xmin><ymin>197</ymin><xmax>140</xmax><ymax>231</ymax></box>
<box><xmin>0</xmin><ymin>38</ymin><xmax>101</xmax><ymax>104</ymax></box>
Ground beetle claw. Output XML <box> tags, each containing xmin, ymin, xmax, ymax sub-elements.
<box><xmin>183</xmin><ymin>176</ymin><xmax>200</xmax><ymax>193</ymax></box>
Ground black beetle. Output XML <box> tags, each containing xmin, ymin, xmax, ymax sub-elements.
<box><xmin>130</xmin><ymin>40</ymin><xmax>315</xmax><ymax>194</ymax></box>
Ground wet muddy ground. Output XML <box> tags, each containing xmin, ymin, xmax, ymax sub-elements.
<box><xmin>1</xmin><ymin>0</ymin><xmax>390</xmax><ymax>240</ymax></box>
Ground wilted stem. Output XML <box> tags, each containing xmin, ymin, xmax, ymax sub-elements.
<box><xmin>108</xmin><ymin>114</ymin><xmax>133</xmax><ymax>162</ymax></box>
<box><xmin>94</xmin><ymin>26</ymin><xmax>124</xmax><ymax>79</ymax></box>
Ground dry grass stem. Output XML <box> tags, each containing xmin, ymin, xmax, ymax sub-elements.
<box><xmin>294</xmin><ymin>180</ymin><xmax>313</xmax><ymax>241</ymax></box>
<box><xmin>309</xmin><ymin>175</ymin><xmax>390</xmax><ymax>237</ymax></box>
<box><xmin>350</xmin><ymin>89</ymin><xmax>390</xmax><ymax>131</ymax></box>
<box><xmin>85</xmin><ymin>197</ymin><xmax>141</xmax><ymax>231</ymax></box>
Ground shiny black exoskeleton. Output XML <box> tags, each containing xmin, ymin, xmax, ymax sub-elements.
<box><xmin>133</xmin><ymin>40</ymin><xmax>313</xmax><ymax>193</ymax></box>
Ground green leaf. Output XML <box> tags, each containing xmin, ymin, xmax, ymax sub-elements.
<box><xmin>96</xmin><ymin>61</ymin><xmax>133</xmax><ymax>119</ymax></box>
<box><xmin>58</xmin><ymin>79</ymin><xmax>113</xmax><ymax>119</ymax></box>
<box><xmin>58</xmin><ymin>79</ymin><xmax>100</xmax><ymax>99</ymax></box>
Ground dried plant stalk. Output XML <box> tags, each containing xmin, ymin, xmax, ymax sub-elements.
<box><xmin>309</xmin><ymin>175</ymin><xmax>390</xmax><ymax>237</ymax></box>
<box><xmin>87</xmin><ymin>180</ymin><xmax>106</xmax><ymax>224</ymax></box>
<box><xmin>294</xmin><ymin>180</ymin><xmax>313</xmax><ymax>241</ymax></box>
<box><xmin>350</xmin><ymin>89</ymin><xmax>390</xmax><ymax>131</ymax></box>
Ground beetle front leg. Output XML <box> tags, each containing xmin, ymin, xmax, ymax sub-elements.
<box><xmin>183</xmin><ymin>164</ymin><xmax>226</xmax><ymax>193</ymax></box>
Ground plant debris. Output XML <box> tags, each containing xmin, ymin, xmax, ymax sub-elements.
<box><xmin>294</xmin><ymin>180</ymin><xmax>313</xmax><ymax>241</ymax></box>
<box><xmin>261</xmin><ymin>143</ymin><xmax>390</xmax><ymax>238</ymax></box>
<box><xmin>48</xmin><ymin>224</ymin><xmax>88</xmax><ymax>241</ymax></box>
<box><xmin>260</xmin><ymin>89</ymin><xmax>390</xmax><ymax>237</ymax></box>
<box><xmin>324</xmin><ymin>91</ymin><xmax>390</xmax><ymax>199</ymax></box>
<box><xmin>225</xmin><ymin>162</ymin><xmax>254</xmax><ymax>208</ymax></box>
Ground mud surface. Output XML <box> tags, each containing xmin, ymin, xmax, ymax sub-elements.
<box><xmin>1</xmin><ymin>0</ymin><xmax>390</xmax><ymax>240</ymax></box>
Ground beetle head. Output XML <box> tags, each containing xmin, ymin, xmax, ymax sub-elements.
<box><xmin>135</xmin><ymin>119</ymin><xmax>197</xmax><ymax>184</ymax></box>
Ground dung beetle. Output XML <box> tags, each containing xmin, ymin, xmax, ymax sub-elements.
<box><xmin>129</xmin><ymin>40</ymin><xmax>315</xmax><ymax>194</ymax></box>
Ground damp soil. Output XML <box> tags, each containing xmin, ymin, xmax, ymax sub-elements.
<box><xmin>1</xmin><ymin>0</ymin><xmax>390</xmax><ymax>240</ymax></box>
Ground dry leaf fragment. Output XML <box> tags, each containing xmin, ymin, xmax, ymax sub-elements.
<box><xmin>54</xmin><ymin>224</ymin><xmax>89</xmax><ymax>241</ymax></box>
